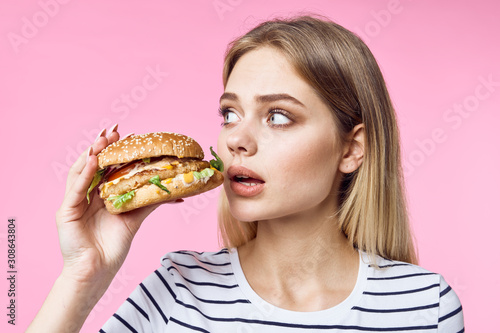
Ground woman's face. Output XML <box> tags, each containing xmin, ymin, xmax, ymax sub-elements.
<box><xmin>217</xmin><ymin>47</ymin><xmax>344</xmax><ymax>223</ymax></box>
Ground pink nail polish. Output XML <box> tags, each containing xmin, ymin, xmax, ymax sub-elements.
<box><xmin>123</xmin><ymin>132</ymin><xmax>135</xmax><ymax>139</ymax></box>
<box><xmin>109</xmin><ymin>123</ymin><xmax>118</xmax><ymax>133</ymax></box>
<box><xmin>86</xmin><ymin>146</ymin><xmax>93</xmax><ymax>162</ymax></box>
<box><xmin>95</xmin><ymin>128</ymin><xmax>106</xmax><ymax>142</ymax></box>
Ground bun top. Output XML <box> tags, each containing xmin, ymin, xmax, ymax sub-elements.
<box><xmin>97</xmin><ymin>132</ymin><xmax>204</xmax><ymax>169</ymax></box>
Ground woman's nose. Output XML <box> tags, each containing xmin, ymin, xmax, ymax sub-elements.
<box><xmin>225</xmin><ymin>121</ymin><xmax>257</xmax><ymax>157</ymax></box>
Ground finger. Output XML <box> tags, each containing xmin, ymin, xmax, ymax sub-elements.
<box><xmin>106</xmin><ymin>130</ymin><xmax>120</xmax><ymax>145</ymax></box>
<box><xmin>164</xmin><ymin>198</ymin><xmax>184</xmax><ymax>203</ymax></box>
<box><xmin>122</xmin><ymin>132</ymin><xmax>135</xmax><ymax>140</ymax></box>
<box><xmin>85</xmin><ymin>188</ymin><xmax>105</xmax><ymax>217</ymax></box>
<box><xmin>65</xmin><ymin>146</ymin><xmax>91</xmax><ymax>196</ymax></box>
<box><xmin>65</xmin><ymin>131</ymin><xmax>106</xmax><ymax>196</ymax></box>
<box><xmin>107</xmin><ymin>123</ymin><xmax>118</xmax><ymax>138</ymax></box>
<box><xmin>68</xmin><ymin>122</ymin><xmax>118</xmax><ymax>178</ymax></box>
<box><xmin>65</xmin><ymin>143</ymin><xmax>100</xmax><ymax>196</ymax></box>
<box><xmin>62</xmin><ymin>153</ymin><xmax>99</xmax><ymax>211</ymax></box>
<box><xmin>69</xmin><ymin>128</ymin><xmax>107</xmax><ymax>177</ymax></box>
<box><xmin>65</xmin><ymin>126</ymin><xmax>120</xmax><ymax>196</ymax></box>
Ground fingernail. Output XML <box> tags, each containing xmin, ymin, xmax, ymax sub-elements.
<box><xmin>109</xmin><ymin>123</ymin><xmax>118</xmax><ymax>133</ymax></box>
<box><xmin>123</xmin><ymin>132</ymin><xmax>134</xmax><ymax>139</ymax></box>
<box><xmin>95</xmin><ymin>128</ymin><xmax>106</xmax><ymax>142</ymax></box>
<box><xmin>86</xmin><ymin>146</ymin><xmax>93</xmax><ymax>163</ymax></box>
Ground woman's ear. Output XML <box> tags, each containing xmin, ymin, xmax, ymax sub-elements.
<box><xmin>339</xmin><ymin>123</ymin><xmax>365</xmax><ymax>174</ymax></box>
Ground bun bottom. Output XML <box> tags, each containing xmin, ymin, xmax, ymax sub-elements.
<box><xmin>103</xmin><ymin>170</ymin><xmax>224</xmax><ymax>214</ymax></box>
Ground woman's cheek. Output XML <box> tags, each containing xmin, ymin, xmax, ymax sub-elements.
<box><xmin>280</xmin><ymin>143</ymin><xmax>337</xmax><ymax>197</ymax></box>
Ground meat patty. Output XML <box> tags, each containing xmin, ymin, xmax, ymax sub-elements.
<box><xmin>99</xmin><ymin>158</ymin><xmax>210</xmax><ymax>198</ymax></box>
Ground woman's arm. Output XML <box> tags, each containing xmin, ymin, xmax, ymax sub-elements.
<box><xmin>27</xmin><ymin>272</ymin><xmax>111</xmax><ymax>332</ymax></box>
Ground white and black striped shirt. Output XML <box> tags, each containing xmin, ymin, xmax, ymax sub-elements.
<box><xmin>100</xmin><ymin>248</ymin><xmax>464</xmax><ymax>332</ymax></box>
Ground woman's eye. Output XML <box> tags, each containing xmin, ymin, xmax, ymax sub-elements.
<box><xmin>269</xmin><ymin>111</ymin><xmax>292</xmax><ymax>126</ymax></box>
<box><xmin>224</xmin><ymin>110</ymin><xmax>238</xmax><ymax>124</ymax></box>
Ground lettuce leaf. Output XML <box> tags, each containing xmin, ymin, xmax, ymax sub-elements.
<box><xmin>209</xmin><ymin>146</ymin><xmax>224</xmax><ymax>172</ymax></box>
<box><xmin>193</xmin><ymin>168</ymin><xmax>215</xmax><ymax>180</ymax></box>
<box><xmin>149</xmin><ymin>175</ymin><xmax>171</xmax><ymax>194</ymax></box>
<box><xmin>86</xmin><ymin>168</ymin><xmax>106</xmax><ymax>204</ymax></box>
<box><xmin>107</xmin><ymin>190</ymin><xmax>135</xmax><ymax>209</ymax></box>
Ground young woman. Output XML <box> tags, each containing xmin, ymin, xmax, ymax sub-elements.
<box><xmin>28</xmin><ymin>16</ymin><xmax>464</xmax><ymax>332</ymax></box>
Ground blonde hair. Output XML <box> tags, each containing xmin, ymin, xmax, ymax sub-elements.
<box><xmin>217</xmin><ymin>15</ymin><xmax>417</xmax><ymax>264</ymax></box>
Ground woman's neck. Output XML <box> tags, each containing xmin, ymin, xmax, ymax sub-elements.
<box><xmin>237</xmin><ymin>207</ymin><xmax>359</xmax><ymax>312</ymax></box>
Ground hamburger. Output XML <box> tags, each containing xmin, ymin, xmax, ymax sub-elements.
<box><xmin>86</xmin><ymin>132</ymin><xmax>224</xmax><ymax>214</ymax></box>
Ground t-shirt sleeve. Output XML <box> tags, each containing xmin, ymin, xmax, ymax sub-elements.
<box><xmin>99</xmin><ymin>264</ymin><xmax>177</xmax><ymax>332</ymax></box>
<box><xmin>437</xmin><ymin>275</ymin><xmax>464</xmax><ymax>332</ymax></box>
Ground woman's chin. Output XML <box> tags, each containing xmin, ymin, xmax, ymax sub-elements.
<box><xmin>228</xmin><ymin>202</ymin><xmax>264</xmax><ymax>222</ymax></box>
<box><xmin>229</xmin><ymin>202</ymin><xmax>287</xmax><ymax>223</ymax></box>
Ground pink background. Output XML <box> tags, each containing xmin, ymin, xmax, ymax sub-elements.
<box><xmin>1</xmin><ymin>0</ymin><xmax>499</xmax><ymax>331</ymax></box>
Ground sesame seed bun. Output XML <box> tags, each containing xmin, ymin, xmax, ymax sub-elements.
<box><xmin>97</xmin><ymin>132</ymin><xmax>204</xmax><ymax>169</ymax></box>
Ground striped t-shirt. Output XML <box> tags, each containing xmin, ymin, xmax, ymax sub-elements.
<box><xmin>100</xmin><ymin>248</ymin><xmax>464</xmax><ymax>332</ymax></box>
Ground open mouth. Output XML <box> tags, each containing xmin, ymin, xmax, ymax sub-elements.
<box><xmin>227</xmin><ymin>165</ymin><xmax>265</xmax><ymax>196</ymax></box>
<box><xmin>233</xmin><ymin>175</ymin><xmax>265</xmax><ymax>186</ymax></box>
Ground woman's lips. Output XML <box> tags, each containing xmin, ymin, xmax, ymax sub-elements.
<box><xmin>227</xmin><ymin>165</ymin><xmax>265</xmax><ymax>197</ymax></box>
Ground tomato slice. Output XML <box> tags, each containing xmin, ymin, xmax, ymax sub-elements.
<box><xmin>107</xmin><ymin>161</ymin><xmax>143</xmax><ymax>182</ymax></box>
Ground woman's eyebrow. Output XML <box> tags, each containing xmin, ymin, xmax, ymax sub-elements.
<box><xmin>255</xmin><ymin>93</ymin><xmax>305</xmax><ymax>107</ymax></box>
<box><xmin>219</xmin><ymin>92</ymin><xmax>239</xmax><ymax>103</ymax></box>
<box><xmin>219</xmin><ymin>92</ymin><xmax>305</xmax><ymax>107</ymax></box>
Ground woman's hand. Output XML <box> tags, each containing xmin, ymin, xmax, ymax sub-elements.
<box><xmin>55</xmin><ymin>126</ymin><xmax>180</xmax><ymax>287</ymax></box>
<box><xmin>27</xmin><ymin>126</ymin><xmax>183</xmax><ymax>332</ymax></box>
